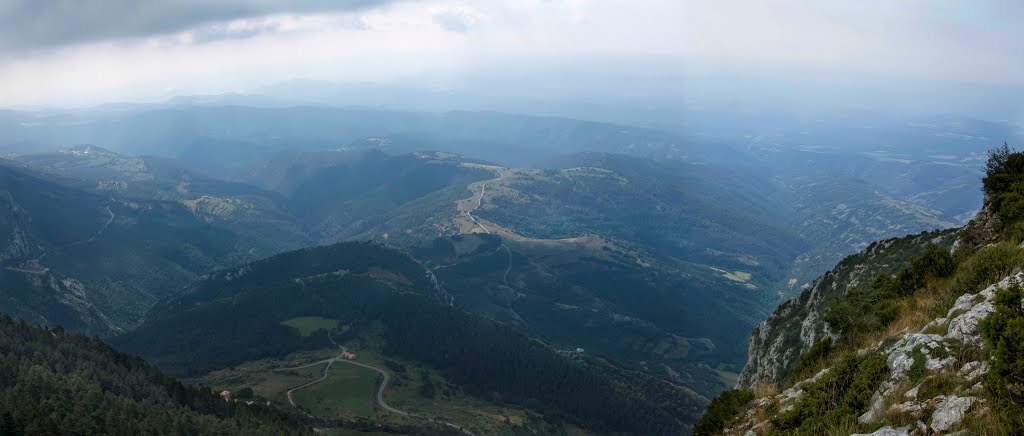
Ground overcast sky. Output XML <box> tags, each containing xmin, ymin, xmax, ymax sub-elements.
<box><xmin>1</xmin><ymin>0</ymin><xmax>1023</xmax><ymax>107</ymax></box>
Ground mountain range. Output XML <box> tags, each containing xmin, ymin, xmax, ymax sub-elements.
<box><xmin>0</xmin><ymin>101</ymin><xmax>999</xmax><ymax>434</ymax></box>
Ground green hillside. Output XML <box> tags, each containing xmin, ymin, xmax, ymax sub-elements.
<box><xmin>0</xmin><ymin>162</ymin><xmax>273</xmax><ymax>333</ymax></box>
<box><xmin>114</xmin><ymin>241</ymin><xmax>706</xmax><ymax>434</ymax></box>
<box><xmin>0</xmin><ymin>313</ymin><xmax>307</xmax><ymax>435</ymax></box>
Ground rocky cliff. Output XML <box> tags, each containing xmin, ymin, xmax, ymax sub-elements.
<box><xmin>700</xmin><ymin>150</ymin><xmax>1024</xmax><ymax>434</ymax></box>
<box><xmin>736</xmin><ymin>228</ymin><xmax>959</xmax><ymax>389</ymax></box>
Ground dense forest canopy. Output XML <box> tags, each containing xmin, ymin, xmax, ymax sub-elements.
<box><xmin>0</xmin><ymin>314</ymin><xmax>307</xmax><ymax>435</ymax></box>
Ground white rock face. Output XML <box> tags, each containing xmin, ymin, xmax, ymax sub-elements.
<box><xmin>883</xmin><ymin>274</ymin><xmax>1018</xmax><ymax>386</ymax></box>
<box><xmin>946</xmin><ymin>284</ymin><xmax>998</xmax><ymax>346</ymax></box>
<box><xmin>960</xmin><ymin>361</ymin><xmax>990</xmax><ymax>381</ymax></box>
<box><xmin>851</xmin><ymin>426</ymin><xmax>910</xmax><ymax>436</ymax></box>
<box><xmin>857</xmin><ymin>390</ymin><xmax>886</xmax><ymax>424</ymax></box>
<box><xmin>903</xmin><ymin>384</ymin><xmax>919</xmax><ymax>399</ymax></box>
<box><xmin>885</xmin><ymin>333</ymin><xmax>946</xmax><ymax>380</ymax></box>
<box><xmin>854</xmin><ymin>275</ymin><xmax>1016</xmax><ymax>430</ymax></box>
<box><xmin>931</xmin><ymin>395</ymin><xmax>975</xmax><ymax>432</ymax></box>
<box><xmin>727</xmin><ymin>266</ymin><xmax>1014</xmax><ymax>434</ymax></box>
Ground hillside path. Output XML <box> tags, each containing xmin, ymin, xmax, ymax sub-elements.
<box><xmin>465</xmin><ymin>171</ymin><xmax>503</xmax><ymax>235</ymax></box>
<box><xmin>458</xmin><ymin>168</ymin><xmax>519</xmax><ymax>313</ymax></box>
<box><xmin>4</xmin><ymin>205</ymin><xmax>114</xmax><ymax>275</ymax></box>
<box><xmin>276</xmin><ymin>332</ymin><xmax>475</xmax><ymax>435</ymax></box>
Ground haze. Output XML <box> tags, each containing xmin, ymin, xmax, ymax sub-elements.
<box><xmin>3</xmin><ymin>0</ymin><xmax>1024</xmax><ymax>121</ymax></box>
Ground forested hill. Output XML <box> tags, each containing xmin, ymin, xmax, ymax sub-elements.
<box><xmin>114</xmin><ymin>241</ymin><xmax>706</xmax><ymax>434</ymax></box>
<box><xmin>0</xmin><ymin>313</ymin><xmax>308</xmax><ymax>435</ymax></box>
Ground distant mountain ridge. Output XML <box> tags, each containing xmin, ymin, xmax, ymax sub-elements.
<box><xmin>0</xmin><ymin>146</ymin><xmax>961</xmax><ymax>393</ymax></box>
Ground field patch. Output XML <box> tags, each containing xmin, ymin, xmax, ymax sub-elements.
<box><xmin>709</xmin><ymin>267</ymin><xmax>753</xmax><ymax>283</ymax></box>
<box><xmin>293</xmin><ymin>363</ymin><xmax>379</xmax><ymax>418</ymax></box>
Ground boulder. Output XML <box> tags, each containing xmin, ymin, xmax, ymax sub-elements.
<box><xmin>930</xmin><ymin>395</ymin><xmax>975</xmax><ymax>432</ymax></box>
<box><xmin>851</xmin><ymin>426</ymin><xmax>910</xmax><ymax>436</ymax></box>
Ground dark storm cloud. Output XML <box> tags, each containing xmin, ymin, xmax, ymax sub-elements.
<box><xmin>0</xmin><ymin>0</ymin><xmax>403</xmax><ymax>52</ymax></box>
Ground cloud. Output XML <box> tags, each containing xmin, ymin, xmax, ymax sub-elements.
<box><xmin>4</xmin><ymin>0</ymin><xmax>1024</xmax><ymax>108</ymax></box>
<box><xmin>431</xmin><ymin>6</ymin><xmax>483</xmax><ymax>33</ymax></box>
<box><xmin>0</xmin><ymin>0</ymin><xmax>403</xmax><ymax>52</ymax></box>
<box><xmin>177</xmin><ymin>14</ymin><xmax>372</xmax><ymax>45</ymax></box>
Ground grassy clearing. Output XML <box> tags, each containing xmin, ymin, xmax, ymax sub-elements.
<box><xmin>344</xmin><ymin>346</ymin><xmax>555</xmax><ymax>434</ymax></box>
<box><xmin>293</xmin><ymin>363</ymin><xmax>379</xmax><ymax>418</ymax></box>
<box><xmin>281</xmin><ymin>316</ymin><xmax>339</xmax><ymax>336</ymax></box>
<box><xmin>191</xmin><ymin>349</ymin><xmax>337</xmax><ymax>404</ymax></box>
<box><xmin>709</xmin><ymin>266</ymin><xmax>753</xmax><ymax>282</ymax></box>
<box><xmin>195</xmin><ymin>340</ymin><xmax>564</xmax><ymax>434</ymax></box>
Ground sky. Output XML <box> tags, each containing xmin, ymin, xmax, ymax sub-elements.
<box><xmin>1</xmin><ymin>0</ymin><xmax>1024</xmax><ymax>107</ymax></box>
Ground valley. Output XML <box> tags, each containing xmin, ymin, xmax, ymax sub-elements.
<box><xmin>0</xmin><ymin>128</ymin><xmax>980</xmax><ymax>433</ymax></box>
<box><xmin>4</xmin><ymin>4</ymin><xmax>1022</xmax><ymax>435</ymax></box>
<box><xmin>111</xmin><ymin>241</ymin><xmax>707</xmax><ymax>433</ymax></box>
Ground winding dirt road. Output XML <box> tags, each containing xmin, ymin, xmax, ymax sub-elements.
<box><xmin>276</xmin><ymin>333</ymin><xmax>475</xmax><ymax>435</ymax></box>
<box><xmin>462</xmin><ymin>171</ymin><xmax>515</xmax><ymax>286</ymax></box>
<box><xmin>65</xmin><ymin>206</ymin><xmax>114</xmax><ymax>248</ymax></box>
<box><xmin>4</xmin><ymin>205</ymin><xmax>114</xmax><ymax>275</ymax></box>
<box><xmin>277</xmin><ymin>355</ymin><xmax>341</xmax><ymax>409</ymax></box>
<box><xmin>465</xmin><ymin>172</ymin><xmax>502</xmax><ymax>235</ymax></box>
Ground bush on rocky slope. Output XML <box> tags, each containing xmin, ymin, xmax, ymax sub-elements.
<box><xmin>693</xmin><ymin>389</ymin><xmax>755</xmax><ymax>436</ymax></box>
<box><xmin>980</xmin><ymin>279</ymin><xmax>1024</xmax><ymax>430</ymax></box>
<box><xmin>771</xmin><ymin>353</ymin><xmax>888</xmax><ymax>434</ymax></box>
<box><xmin>984</xmin><ymin>142</ymin><xmax>1024</xmax><ymax>239</ymax></box>
<box><xmin>823</xmin><ymin>244</ymin><xmax>955</xmax><ymax>342</ymax></box>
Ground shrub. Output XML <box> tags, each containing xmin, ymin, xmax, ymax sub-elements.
<box><xmin>917</xmin><ymin>373</ymin><xmax>960</xmax><ymax>400</ymax></box>
<box><xmin>983</xmin><ymin>142</ymin><xmax>1018</xmax><ymax>198</ymax></box>
<box><xmin>907</xmin><ymin>346</ymin><xmax>928</xmax><ymax>383</ymax></box>
<box><xmin>982</xmin><ymin>280</ymin><xmax>1024</xmax><ymax>403</ymax></box>
<box><xmin>694</xmin><ymin>389</ymin><xmax>755</xmax><ymax>436</ymax></box>
<box><xmin>1005</xmin><ymin>220</ymin><xmax>1024</xmax><ymax>245</ymax></box>
<box><xmin>980</xmin><ymin>279</ymin><xmax>1024</xmax><ymax>431</ymax></box>
<box><xmin>772</xmin><ymin>353</ymin><xmax>888</xmax><ymax>434</ymax></box>
<box><xmin>913</xmin><ymin>244</ymin><xmax>956</xmax><ymax>280</ymax></box>
<box><xmin>950</xmin><ymin>243</ymin><xmax>1024</xmax><ymax>297</ymax></box>
<box><xmin>998</xmin><ymin>191</ymin><xmax>1024</xmax><ymax>224</ymax></box>
<box><xmin>790</xmin><ymin>338</ymin><xmax>834</xmax><ymax>383</ymax></box>
<box><xmin>982</xmin><ymin>144</ymin><xmax>1024</xmax><ymax>230</ymax></box>
<box><xmin>842</xmin><ymin>353</ymin><xmax>888</xmax><ymax>410</ymax></box>
<box><xmin>824</xmin><ymin>244</ymin><xmax>955</xmax><ymax>338</ymax></box>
